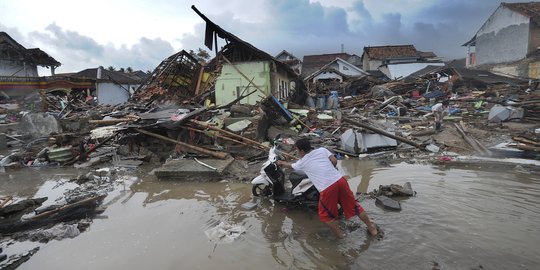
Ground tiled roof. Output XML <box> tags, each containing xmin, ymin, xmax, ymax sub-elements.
<box><xmin>0</xmin><ymin>31</ymin><xmax>60</xmax><ymax>67</ymax></box>
<box><xmin>363</xmin><ymin>45</ymin><xmax>418</xmax><ymax>60</ymax></box>
<box><xmin>418</xmin><ymin>51</ymin><xmax>437</xmax><ymax>59</ymax></box>
<box><xmin>503</xmin><ymin>2</ymin><xmax>540</xmax><ymax>23</ymax></box>
<box><xmin>301</xmin><ymin>53</ymin><xmax>350</xmax><ymax>78</ymax></box>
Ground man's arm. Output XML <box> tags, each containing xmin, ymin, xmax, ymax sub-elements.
<box><xmin>277</xmin><ymin>160</ymin><xmax>293</xmax><ymax>169</ymax></box>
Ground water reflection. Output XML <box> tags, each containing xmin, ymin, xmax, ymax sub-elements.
<box><xmin>338</xmin><ymin>159</ymin><xmax>377</xmax><ymax>194</ymax></box>
<box><xmin>7</xmin><ymin>160</ymin><xmax>540</xmax><ymax>269</ymax></box>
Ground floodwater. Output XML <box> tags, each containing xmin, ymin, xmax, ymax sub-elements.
<box><xmin>2</xmin><ymin>160</ymin><xmax>540</xmax><ymax>269</ymax></box>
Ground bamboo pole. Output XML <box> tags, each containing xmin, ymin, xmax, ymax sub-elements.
<box><xmin>135</xmin><ymin>128</ymin><xmax>229</xmax><ymax>159</ymax></box>
<box><xmin>342</xmin><ymin>117</ymin><xmax>425</xmax><ymax>150</ymax></box>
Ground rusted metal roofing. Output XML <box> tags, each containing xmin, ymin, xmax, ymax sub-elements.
<box><xmin>0</xmin><ymin>32</ymin><xmax>60</xmax><ymax>67</ymax></box>
<box><xmin>502</xmin><ymin>2</ymin><xmax>540</xmax><ymax>23</ymax></box>
<box><xmin>363</xmin><ymin>45</ymin><xmax>418</xmax><ymax>60</ymax></box>
<box><xmin>418</xmin><ymin>51</ymin><xmax>437</xmax><ymax>59</ymax></box>
<box><xmin>301</xmin><ymin>53</ymin><xmax>350</xmax><ymax>78</ymax></box>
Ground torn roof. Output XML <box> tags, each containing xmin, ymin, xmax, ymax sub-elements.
<box><xmin>275</xmin><ymin>50</ymin><xmax>300</xmax><ymax>61</ymax></box>
<box><xmin>363</xmin><ymin>45</ymin><xmax>419</xmax><ymax>61</ymax></box>
<box><xmin>502</xmin><ymin>2</ymin><xmax>540</xmax><ymax>24</ymax></box>
<box><xmin>0</xmin><ymin>32</ymin><xmax>60</xmax><ymax>67</ymax></box>
<box><xmin>191</xmin><ymin>5</ymin><xmax>297</xmax><ymax>77</ymax></box>
<box><xmin>301</xmin><ymin>53</ymin><xmax>351</xmax><ymax>78</ymax></box>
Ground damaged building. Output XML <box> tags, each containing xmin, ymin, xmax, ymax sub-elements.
<box><xmin>194</xmin><ymin>6</ymin><xmax>300</xmax><ymax>107</ymax></box>
<box><xmin>361</xmin><ymin>45</ymin><xmax>444</xmax><ymax>80</ymax></box>
<box><xmin>464</xmin><ymin>2</ymin><xmax>540</xmax><ymax>78</ymax></box>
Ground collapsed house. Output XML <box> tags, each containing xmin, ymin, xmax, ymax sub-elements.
<box><xmin>194</xmin><ymin>5</ymin><xmax>300</xmax><ymax>107</ymax></box>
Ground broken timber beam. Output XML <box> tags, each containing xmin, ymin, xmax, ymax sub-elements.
<box><xmin>66</xmin><ymin>131</ymin><xmax>120</xmax><ymax>165</ymax></box>
<box><xmin>89</xmin><ymin>118</ymin><xmax>137</xmax><ymax>125</ymax></box>
<box><xmin>517</xmin><ymin>143</ymin><xmax>540</xmax><ymax>153</ymax></box>
<box><xmin>342</xmin><ymin>117</ymin><xmax>425</xmax><ymax>150</ymax></box>
<box><xmin>190</xmin><ymin>120</ymin><xmax>298</xmax><ymax>160</ymax></box>
<box><xmin>513</xmin><ymin>136</ymin><xmax>540</xmax><ymax>147</ymax></box>
<box><xmin>0</xmin><ymin>196</ymin><xmax>13</xmax><ymax>208</ymax></box>
<box><xmin>454</xmin><ymin>123</ymin><xmax>491</xmax><ymax>156</ymax></box>
<box><xmin>135</xmin><ymin>128</ymin><xmax>229</xmax><ymax>159</ymax></box>
<box><xmin>30</xmin><ymin>195</ymin><xmax>105</xmax><ymax>221</ymax></box>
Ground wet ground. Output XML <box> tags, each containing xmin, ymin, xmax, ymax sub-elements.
<box><xmin>1</xmin><ymin>160</ymin><xmax>540</xmax><ymax>269</ymax></box>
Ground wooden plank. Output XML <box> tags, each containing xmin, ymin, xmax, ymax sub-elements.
<box><xmin>342</xmin><ymin>117</ymin><xmax>425</xmax><ymax>150</ymax></box>
<box><xmin>135</xmin><ymin>128</ymin><xmax>229</xmax><ymax>159</ymax></box>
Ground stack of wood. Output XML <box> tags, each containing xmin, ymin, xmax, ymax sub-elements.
<box><xmin>513</xmin><ymin>135</ymin><xmax>540</xmax><ymax>153</ymax></box>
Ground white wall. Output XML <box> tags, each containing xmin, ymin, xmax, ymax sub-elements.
<box><xmin>476</xmin><ymin>6</ymin><xmax>530</xmax><ymax>65</ymax></box>
<box><xmin>312</xmin><ymin>72</ymin><xmax>343</xmax><ymax>82</ymax></box>
<box><xmin>97</xmin><ymin>82</ymin><xmax>135</xmax><ymax>105</ymax></box>
<box><xmin>0</xmin><ymin>60</ymin><xmax>38</xmax><ymax>77</ymax></box>
<box><xmin>387</xmin><ymin>63</ymin><xmax>444</xmax><ymax>80</ymax></box>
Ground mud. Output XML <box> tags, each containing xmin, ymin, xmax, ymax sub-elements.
<box><xmin>0</xmin><ymin>161</ymin><xmax>538</xmax><ymax>269</ymax></box>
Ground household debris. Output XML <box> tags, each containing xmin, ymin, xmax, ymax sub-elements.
<box><xmin>204</xmin><ymin>221</ymin><xmax>246</xmax><ymax>243</ymax></box>
<box><xmin>0</xmin><ymin>5</ymin><xmax>539</xmax><ymax>270</ymax></box>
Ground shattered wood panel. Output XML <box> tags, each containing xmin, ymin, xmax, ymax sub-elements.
<box><xmin>132</xmin><ymin>50</ymin><xmax>201</xmax><ymax>103</ymax></box>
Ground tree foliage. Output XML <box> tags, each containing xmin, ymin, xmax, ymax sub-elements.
<box><xmin>189</xmin><ymin>48</ymin><xmax>211</xmax><ymax>64</ymax></box>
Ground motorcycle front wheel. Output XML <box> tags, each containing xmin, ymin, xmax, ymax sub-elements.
<box><xmin>252</xmin><ymin>184</ymin><xmax>272</xmax><ymax>197</ymax></box>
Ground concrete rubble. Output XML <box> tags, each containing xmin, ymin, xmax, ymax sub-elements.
<box><xmin>0</xmin><ymin>4</ymin><xmax>540</xmax><ymax>268</ymax></box>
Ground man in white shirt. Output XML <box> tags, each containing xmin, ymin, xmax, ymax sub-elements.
<box><xmin>277</xmin><ymin>138</ymin><xmax>378</xmax><ymax>238</ymax></box>
<box><xmin>431</xmin><ymin>100</ymin><xmax>449</xmax><ymax>131</ymax></box>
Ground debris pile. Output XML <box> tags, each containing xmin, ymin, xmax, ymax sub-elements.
<box><xmin>1</xmin><ymin>4</ymin><xmax>540</xmax><ymax>267</ymax></box>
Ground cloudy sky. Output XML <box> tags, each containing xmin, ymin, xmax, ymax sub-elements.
<box><xmin>0</xmin><ymin>0</ymin><xmax>532</xmax><ymax>75</ymax></box>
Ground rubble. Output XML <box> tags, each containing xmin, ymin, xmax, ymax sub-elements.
<box><xmin>0</xmin><ymin>5</ymin><xmax>539</xmax><ymax>269</ymax></box>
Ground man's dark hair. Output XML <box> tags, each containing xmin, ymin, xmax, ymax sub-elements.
<box><xmin>295</xmin><ymin>138</ymin><xmax>313</xmax><ymax>152</ymax></box>
<box><xmin>442</xmin><ymin>100</ymin><xmax>450</xmax><ymax>106</ymax></box>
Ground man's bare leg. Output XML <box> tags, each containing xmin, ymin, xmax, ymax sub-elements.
<box><xmin>359</xmin><ymin>211</ymin><xmax>378</xmax><ymax>236</ymax></box>
<box><xmin>325</xmin><ymin>220</ymin><xmax>345</xmax><ymax>239</ymax></box>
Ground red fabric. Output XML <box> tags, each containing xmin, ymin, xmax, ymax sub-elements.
<box><xmin>318</xmin><ymin>177</ymin><xmax>364</xmax><ymax>222</ymax></box>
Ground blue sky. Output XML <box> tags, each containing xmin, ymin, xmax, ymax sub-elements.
<box><xmin>0</xmin><ymin>0</ymin><xmax>533</xmax><ymax>74</ymax></box>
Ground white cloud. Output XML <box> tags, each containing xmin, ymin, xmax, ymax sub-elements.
<box><xmin>1</xmin><ymin>0</ymin><xmax>534</xmax><ymax>75</ymax></box>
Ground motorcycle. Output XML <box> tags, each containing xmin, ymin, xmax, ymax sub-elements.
<box><xmin>251</xmin><ymin>146</ymin><xmax>319</xmax><ymax>210</ymax></box>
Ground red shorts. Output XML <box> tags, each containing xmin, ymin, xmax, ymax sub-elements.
<box><xmin>318</xmin><ymin>177</ymin><xmax>364</xmax><ymax>222</ymax></box>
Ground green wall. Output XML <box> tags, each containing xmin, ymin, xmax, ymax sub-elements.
<box><xmin>215</xmin><ymin>61</ymin><xmax>271</xmax><ymax>106</ymax></box>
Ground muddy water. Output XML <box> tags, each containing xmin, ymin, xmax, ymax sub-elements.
<box><xmin>4</xmin><ymin>161</ymin><xmax>540</xmax><ymax>269</ymax></box>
